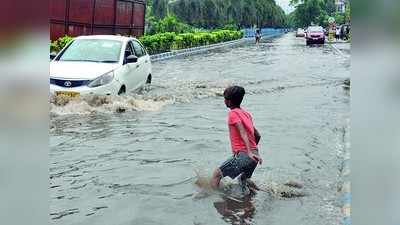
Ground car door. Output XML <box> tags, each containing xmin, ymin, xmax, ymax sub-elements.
<box><xmin>138</xmin><ymin>41</ymin><xmax>151</xmax><ymax>79</ymax></box>
<box><xmin>131</xmin><ymin>40</ymin><xmax>147</xmax><ymax>88</ymax></box>
<box><xmin>119</xmin><ymin>42</ymin><xmax>140</xmax><ymax>92</ymax></box>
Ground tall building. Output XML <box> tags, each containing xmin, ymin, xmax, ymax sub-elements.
<box><xmin>335</xmin><ymin>0</ymin><xmax>346</xmax><ymax>13</ymax></box>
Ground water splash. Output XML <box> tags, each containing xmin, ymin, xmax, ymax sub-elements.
<box><xmin>50</xmin><ymin>94</ymin><xmax>175</xmax><ymax>116</ymax></box>
<box><xmin>193</xmin><ymin>169</ymin><xmax>306</xmax><ymax>200</ymax></box>
<box><xmin>49</xmin><ymin>76</ymin><xmax>343</xmax><ymax>116</ymax></box>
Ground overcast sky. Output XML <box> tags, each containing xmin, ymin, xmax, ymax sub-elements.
<box><xmin>275</xmin><ymin>0</ymin><xmax>295</xmax><ymax>14</ymax></box>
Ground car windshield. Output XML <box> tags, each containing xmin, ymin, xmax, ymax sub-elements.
<box><xmin>308</xmin><ymin>27</ymin><xmax>323</xmax><ymax>32</ymax></box>
<box><xmin>58</xmin><ymin>39</ymin><xmax>122</xmax><ymax>63</ymax></box>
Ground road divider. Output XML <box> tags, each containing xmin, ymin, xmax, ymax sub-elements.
<box><xmin>150</xmin><ymin>32</ymin><xmax>285</xmax><ymax>62</ymax></box>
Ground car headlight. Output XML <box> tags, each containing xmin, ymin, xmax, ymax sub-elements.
<box><xmin>87</xmin><ymin>71</ymin><xmax>114</xmax><ymax>88</ymax></box>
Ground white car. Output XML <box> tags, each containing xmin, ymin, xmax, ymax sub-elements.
<box><xmin>50</xmin><ymin>35</ymin><xmax>152</xmax><ymax>97</ymax></box>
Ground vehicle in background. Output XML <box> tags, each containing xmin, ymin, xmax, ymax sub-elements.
<box><xmin>50</xmin><ymin>0</ymin><xmax>146</xmax><ymax>42</ymax></box>
<box><xmin>50</xmin><ymin>35</ymin><xmax>152</xmax><ymax>97</ymax></box>
<box><xmin>296</xmin><ymin>28</ymin><xmax>305</xmax><ymax>37</ymax></box>
<box><xmin>341</xmin><ymin>24</ymin><xmax>351</xmax><ymax>40</ymax></box>
<box><xmin>306</xmin><ymin>26</ymin><xmax>325</xmax><ymax>45</ymax></box>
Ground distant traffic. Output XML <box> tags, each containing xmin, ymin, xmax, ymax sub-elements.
<box><xmin>296</xmin><ymin>23</ymin><xmax>350</xmax><ymax>46</ymax></box>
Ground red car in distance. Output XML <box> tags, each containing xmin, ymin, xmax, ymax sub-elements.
<box><xmin>306</xmin><ymin>26</ymin><xmax>325</xmax><ymax>45</ymax></box>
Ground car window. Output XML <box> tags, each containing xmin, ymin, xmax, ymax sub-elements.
<box><xmin>125</xmin><ymin>43</ymin><xmax>134</xmax><ymax>57</ymax></box>
<box><xmin>58</xmin><ymin>39</ymin><xmax>122</xmax><ymax>63</ymax></box>
<box><xmin>138</xmin><ymin>42</ymin><xmax>148</xmax><ymax>55</ymax></box>
<box><xmin>308</xmin><ymin>26</ymin><xmax>323</xmax><ymax>32</ymax></box>
<box><xmin>131</xmin><ymin>41</ymin><xmax>145</xmax><ymax>58</ymax></box>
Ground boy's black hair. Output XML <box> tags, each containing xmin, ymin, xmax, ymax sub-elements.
<box><xmin>224</xmin><ymin>86</ymin><xmax>245</xmax><ymax>107</ymax></box>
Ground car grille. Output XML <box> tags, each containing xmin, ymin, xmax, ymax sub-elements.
<box><xmin>50</xmin><ymin>78</ymin><xmax>90</xmax><ymax>88</ymax></box>
<box><xmin>311</xmin><ymin>35</ymin><xmax>321</xmax><ymax>38</ymax></box>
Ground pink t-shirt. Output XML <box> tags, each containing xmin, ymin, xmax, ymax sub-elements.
<box><xmin>227</xmin><ymin>108</ymin><xmax>257</xmax><ymax>154</ymax></box>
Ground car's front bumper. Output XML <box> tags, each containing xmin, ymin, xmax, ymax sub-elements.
<box><xmin>50</xmin><ymin>79</ymin><xmax>122</xmax><ymax>97</ymax></box>
<box><xmin>306</xmin><ymin>37</ymin><xmax>325</xmax><ymax>44</ymax></box>
<box><xmin>307</xmin><ymin>37</ymin><xmax>325</xmax><ymax>41</ymax></box>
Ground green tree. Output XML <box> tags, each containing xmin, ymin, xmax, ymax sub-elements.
<box><xmin>152</xmin><ymin>0</ymin><xmax>168</xmax><ymax>19</ymax></box>
<box><xmin>334</xmin><ymin>12</ymin><xmax>345</xmax><ymax>25</ymax></box>
<box><xmin>169</xmin><ymin>0</ymin><xmax>287</xmax><ymax>29</ymax></box>
<box><xmin>290</xmin><ymin>0</ymin><xmax>350</xmax><ymax>27</ymax></box>
<box><xmin>146</xmin><ymin>15</ymin><xmax>193</xmax><ymax>35</ymax></box>
<box><xmin>289</xmin><ymin>0</ymin><xmax>351</xmax><ymax>28</ymax></box>
<box><xmin>344</xmin><ymin>1</ymin><xmax>350</xmax><ymax>23</ymax></box>
<box><xmin>323</xmin><ymin>0</ymin><xmax>336</xmax><ymax>15</ymax></box>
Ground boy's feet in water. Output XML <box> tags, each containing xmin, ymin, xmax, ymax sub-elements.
<box><xmin>239</xmin><ymin>176</ymin><xmax>260</xmax><ymax>195</ymax></box>
<box><xmin>246</xmin><ymin>179</ymin><xmax>260</xmax><ymax>191</ymax></box>
<box><xmin>238</xmin><ymin>177</ymin><xmax>249</xmax><ymax>194</ymax></box>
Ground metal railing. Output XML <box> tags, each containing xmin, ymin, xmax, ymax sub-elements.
<box><xmin>243</xmin><ymin>28</ymin><xmax>286</xmax><ymax>38</ymax></box>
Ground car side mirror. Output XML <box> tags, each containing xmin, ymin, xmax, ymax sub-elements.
<box><xmin>125</xmin><ymin>55</ymin><xmax>138</xmax><ymax>64</ymax></box>
<box><xmin>50</xmin><ymin>52</ymin><xmax>57</xmax><ymax>60</ymax></box>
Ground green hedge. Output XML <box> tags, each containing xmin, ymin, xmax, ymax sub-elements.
<box><xmin>50</xmin><ymin>30</ymin><xmax>243</xmax><ymax>55</ymax></box>
<box><xmin>139</xmin><ymin>30</ymin><xmax>243</xmax><ymax>54</ymax></box>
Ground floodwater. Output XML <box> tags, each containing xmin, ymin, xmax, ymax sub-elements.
<box><xmin>50</xmin><ymin>34</ymin><xmax>350</xmax><ymax>225</ymax></box>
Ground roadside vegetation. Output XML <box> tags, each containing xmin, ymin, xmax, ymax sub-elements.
<box><xmin>140</xmin><ymin>0</ymin><xmax>287</xmax><ymax>54</ymax></box>
<box><xmin>50</xmin><ymin>35</ymin><xmax>73</xmax><ymax>53</ymax></box>
<box><xmin>50</xmin><ymin>28</ymin><xmax>242</xmax><ymax>55</ymax></box>
<box><xmin>139</xmin><ymin>29</ymin><xmax>243</xmax><ymax>54</ymax></box>
<box><xmin>168</xmin><ymin>0</ymin><xmax>287</xmax><ymax>29</ymax></box>
<box><xmin>287</xmin><ymin>0</ymin><xmax>350</xmax><ymax>28</ymax></box>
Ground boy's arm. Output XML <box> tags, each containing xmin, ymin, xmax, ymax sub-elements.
<box><xmin>254</xmin><ymin>127</ymin><xmax>261</xmax><ymax>145</ymax></box>
<box><xmin>234</xmin><ymin>122</ymin><xmax>262</xmax><ymax>164</ymax></box>
<box><xmin>235</xmin><ymin>122</ymin><xmax>251</xmax><ymax>152</ymax></box>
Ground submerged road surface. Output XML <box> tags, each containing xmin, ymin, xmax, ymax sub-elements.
<box><xmin>50</xmin><ymin>33</ymin><xmax>350</xmax><ymax>225</ymax></box>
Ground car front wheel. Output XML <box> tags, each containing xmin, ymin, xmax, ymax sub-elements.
<box><xmin>146</xmin><ymin>74</ymin><xmax>152</xmax><ymax>84</ymax></box>
<box><xmin>143</xmin><ymin>74</ymin><xmax>152</xmax><ymax>92</ymax></box>
<box><xmin>118</xmin><ymin>85</ymin><xmax>126</xmax><ymax>95</ymax></box>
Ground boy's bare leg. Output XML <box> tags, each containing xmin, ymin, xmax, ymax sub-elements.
<box><xmin>239</xmin><ymin>174</ymin><xmax>260</xmax><ymax>191</ymax></box>
<box><xmin>238</xmin><ymin>173</ymin><xmax>246</xmax><ymax>186</ymax></box>
<box><xmin>210</xmin><ymin>168</ymin><xmax>222</xmax><ymax>189</ymax></box>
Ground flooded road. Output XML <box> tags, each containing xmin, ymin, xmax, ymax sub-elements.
<box><xmin>50</xmin><ymin>33</ymin><xmax>350</xmax><ymax>225</ymax></box>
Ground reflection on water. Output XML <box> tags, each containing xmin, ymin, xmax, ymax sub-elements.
<box><xmin>194</xmin><ymin>174</ymin><xmax>258</xmax><ymax>225</ymax></box>
<box><xmin>50</xmin><ymin>34</ymin><xmax>350</xmax><ymax>225</ymax></box>
<box><xmin>214</xmin><ymin>195</ymin><xmax>256</xmax><ymax>225</ymax></box>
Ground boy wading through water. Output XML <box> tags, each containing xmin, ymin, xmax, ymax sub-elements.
<box><xmin>210</xmin><ymin>86</ymin><xmax>263</xmax><ymax>193</ymax></box>
<box><xmin>255</xmin><ymin>29</ymin><xmax>261</xmax><ymax>44</ymax></box>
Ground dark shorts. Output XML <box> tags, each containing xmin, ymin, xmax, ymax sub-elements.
<box><xmin>219</xmin><ymin>151</ymin><xmax>258</xmax><ymax>179</ymax></box>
